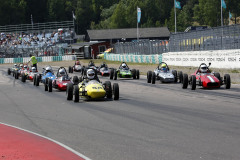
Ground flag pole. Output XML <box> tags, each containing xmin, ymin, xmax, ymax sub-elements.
<box><xmin>174</xmin><ymin>0</ymin><xmax>176</xmax><ymax>33</ymax></box>
<box><xmin>221</xmin><ymin>0</ymin><xmax>223</xmax><ymax>26</ymax></box>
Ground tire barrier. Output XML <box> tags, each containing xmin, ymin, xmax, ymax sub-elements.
<box><xmin>0</xmin><ymin>55</ymin><xmax>76</xmax><ymax>64</ymax></box>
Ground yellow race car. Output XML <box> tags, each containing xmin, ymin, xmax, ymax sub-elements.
<box><xmin>66</xmin><ymin>78</ymin><xmax>119</xmax><ymax>102</ymax></box>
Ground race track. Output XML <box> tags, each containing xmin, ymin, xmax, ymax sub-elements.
<box><xmin>1</xmin><ymin>64</ymin><xmax>240</xmax><ymax>160</ymax></box>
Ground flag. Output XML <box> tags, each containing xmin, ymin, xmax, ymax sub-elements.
<box><xmin>137</xmin><ymin>7</ymin><xmax>141</xmax><ymax>23</ymax></box>
<box><xmin>175</xmin><ymin>0</ymin><xmax>181</xmax><ymax>9</ymax></box>
<box><xmin>72</xmin><ymin>11</ymin><xmax>76</xmax><ymax>20</ymax></box>
<box><xmin>222</xmin><ymin>0</ymin><xmax>226</xmax><ymax>9</ymax></box>
<box><xmin>229</xmin><ymin>11</ymin><xmax>232</xmax><ymax>19</ymax></box>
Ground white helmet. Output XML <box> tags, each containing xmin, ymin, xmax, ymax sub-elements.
<box><xmin>14</xmin><ymin>64</ymin><xmax>17</xmax><ymax>67</ymax></box>
<box><xmin>122</xmin><ymin>63</ymin><xmax>127</xmax><ymax>68</ymax></box>
<box><xmin>46</xmin><ymin>66</ymin><xmax>52</xmax><ymax>72</ymax></box>
<box><xmin>20</xmin><ymin>64</ymin><xmax>23</xmax><ymax>67</ymax></box>
<box><xmin>32</xmin><ymin>67</ymin><xmax>36</xmax><ymax>72</ymax></box>
<box><xmin>23</xmin><ymin>65</ymin><xmax>28</xmax><ymax>69</ymax></box>
<box><xmin>59</xmin><ymin>68</ymin><xmax>66</xmax><ymax>76</ymax></box>
<box><xmin>87</xmin><ymin>69</ymin><xmax>95</xmax><ymax>80</ymax></box>
<box><xmin>200</xmin><ymin>64</ymin><xmax>208</xmax><ymax>73</ymax></box>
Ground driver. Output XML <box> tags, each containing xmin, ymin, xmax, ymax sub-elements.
<box><xmin>83</xmin><ymin>69</ymin><xmax>100</xmax><ymax>83</ymax></box>
<box><xmin>199</xmin><ymin>64</ymin><xmax>209</xmax><ymax>73</ymax></box>
<box><xmin>23</xmin><ymin>65</ymin><xmax>28</xmax><ymax>70</ymax></box>
<box><xmin>45</xmin><ymin>66</ymin><xmax>53</xmax><ymax>73</ymax></box>
<box><xmin>75</xmin><ymin>61</ymin><xmax>80</xmax><ymax>65</ymax></box>
<box><xmin>89</xmin><ymin>61</ymin><xmax>94</xmax><ymax>67</ymax></box>
<box><xmin>31</xmin><ymin>67</ymin><xmax>37</xmax><ymax>73</ymax></box>
<box><xmin>58</xmin><ymin>68</ymin><xmax>67</xmax><ymax>77</ymax></box>
<box><xmin>100</xmin><ymin>62</ymin><xmax>107</xmax><ymax>68</ymax></box>
<box><xmin>120</xmin><ymin>63</ymin><xmax>128</xmax><ymax>70</ymax></box>
<box><xmin>160</xmin><ymin>63</ymin><xmax>167</xmax><ymax>72</ymax></box>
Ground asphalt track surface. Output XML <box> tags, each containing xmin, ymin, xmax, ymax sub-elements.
<box><xmin>1</xmin><ymin>64</ymin><xmax>240</xmax><ymax>160</ymax></box>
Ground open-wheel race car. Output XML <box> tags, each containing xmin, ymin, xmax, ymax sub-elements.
<box><xmin>18</xmin><ymin>64</ymin><xmax>31</xmax><ymax>82</ymax></box>
<box><xmin>68</xmin><ymin>60</ymin><xmax>84</xmax><ymax>73</ymax></box>
<box><xmin>97</xmin><ymin>62</ymin><xmax>111</xmax><ymax>76</ymax></box>
<box><xmin>66</xmin><ymin>69</ymin><xmax>119</xmax><ymax>102</ymax></box>
<box><xmin>7</xmin><ymin>64</ymin><xmax>20</xmax><ymax>79</ymax></box>
<box><xmin>181</xmin><ymin>63</ymin><xmax>231</xmax><ymax>90</ymax></box>
<box><xmin>34</xmin><ymin>66</ymin><xmax>56</xmax><ymax>89</ymax></box>
<box><xmin>110</xmin><ymin>62</ymin><xmax>140</xmax><ymax>80</ymax></box>
<box><xmin>147</xmin><ymin>62</ymin><xmax>182</xmax><ymax>84</ymax></box>
<box><xmin>44</xmin><ymin>67</ymin><xmax>79</xmax><ymax>92</ymax></box>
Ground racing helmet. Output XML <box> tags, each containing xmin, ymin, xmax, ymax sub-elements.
<box><xmin>75</xmin><ymin>61</ymin><xmax>80</xmax><ymax>65</ymax></box>
<box><xmin>32</xmin><ymin>67</ymin><xmax>36</xmax><ymax>72</ymax></box>
<box><xmin>200</xmin><ymin>64</ymin><xmax>208</xmax><ymax>73</ymax></box>
<box><xmin>14</xmin><ymin>64</ymin><xmax>17</xmax><ymax>67</ymax></box>
<box><xmin>45</xmin><ymin>66</ymin><xmax>52</xmax><ymax>73</ymax></box>
<box><xmin>23</xmin><ymin>65</ymin><xmax>28</xmax><ymax>69</ymax></box>
<box><xmin>20</xmin><ymin>64</ymin><xmax>23</xmax><ymax>68</ymax></box>
<box><xmin>59</xmin><ymin>68</ymin><xmax>66</xmax><ymax>76</ymax></box>
<box><xmin>87</xmin><ymin>69</ymin><xmax>95</xmax><ymax>80</ymax></box>
<box><xmin>122</xmin><ymin>63</ymin><xmax>127</xmax><ymax>69</ymax></box>
<box><xmin>161</xmin><ymin>63</ymin><xmax>167</xmax><ymax>72</ymax></box>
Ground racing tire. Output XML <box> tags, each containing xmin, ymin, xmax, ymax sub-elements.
<box><xmin>182</xmin><ymin>74</ymin><xmax>188</xmax><ymax>89</ymax></box>
<box><xmin>172</xmin><ymin>70</ymin><xmax>178</xmax><ymax>83</ymax></box>
<box><xmin>15</xmin><ymin>71</ymin><xmax>19</xmax><ymax>79</ymax></box>
<box><xmin>214</xmin><ymin>72</ymin><xmax>221</xmax><ymax>81</ymax></box>
<box><xmin>136</xmin><ymin>70</ymin><xmax>140</xmax><ymax>79</ymax></box>
<box><xmin>66</xmin><ymin>83</ymin><xmax>73</xmax><ymax>100</ymax></box>
<box><xmin>33</xmin><ymin>74</ymin><xmax>36</xmax><ymax>86</ymax></box>
<box><xmin>45</xmin><ymin>78</ymin><xmax>48</xmax><ymax>91</ymax></box>
<box><xmin>110</xmin><ymin>69</ymin><xmax>114</xmax><ymax>80</ymax></box>
<box><xmin>36</xmin><ymin>75</ymin><xmax>40</xmax><ymax>86</ymax></box>
<box><xmin>7</xmin><ymin>68</ymin><xmax>11</xmax><ymax>75</ymax></box>
<box><xmin>73</xmin><ymin>76</ymin><xmax>79</xmax><ymax>85</ymax></box>
<box><xmin>113</xmin><ymin>83</ymin><xmax>119</xmax><ymax>100</ymax></box>
<box><xmin>68</xmin><ymin>66</ymin><xmax>72</xmax><ymax>73</ymax></box>
<box><xmin>178</xmin><ymin>71</ymin><xmax>183</xmax><ymax>83</ymax></box>
<box><xmin>73</xmin><ymin>85</ymin><xmax>79</xmax><ymax>102</ymax></box>
<box><xmin>132</xmin><ymin>69</ymin><xmax>136</xmax><ymax>79</ymax></box>
<box><xmin>190</xmin><ymin>75</ymin><xmax>196</xmax><ymax>90</ymax></box>
<box><xmin>48</xmin><ymin>79</ymin><xmax>52</xmax><ymax>92</ymax></box>
<box><xmin>21</xmin><ymin>73</ymin><xmax>26</xmax><ymax>82</ymax></box>
<box><xmin>152</xmin><ymin>72</ymin><xmax>156</xmax><ymax>84</ymax></box>
<box><xmin>12</xmin><ymin>71</ymin><xmax>15</xmax><ymax>77</ymax></box>
<box><xmin>113</xmin><ymin>69</ymin><xmax>117</xmax><ymax>80</ymax></box>
<box><xmin>104</xmin><ymin>81</ymin><xmax>112</xmax><ymax>98</ymax></box>
<box><xmin>79</xmin><ymin>76</ymin><xmax>83</xmax><ymax>82</ymax></box>
<box><xmin>224</xmin><ymin>74</ymin><xmax>231</xmax><ymax>89</ymax></box>
<box><xmin>147</xmin><ymin>71</ymin><xmax>152</xmax><ymax>83</ymax></box>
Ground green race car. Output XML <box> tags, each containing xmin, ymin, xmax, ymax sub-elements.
<box><xmin>110</xmin><ymin>62</ymin><xmax>140</xmax><ymax>80</ymax></box>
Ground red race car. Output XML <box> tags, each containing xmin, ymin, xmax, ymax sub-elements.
<box><xmin>97</xmin><ymin>62</ymin><xmax>111</xmax><ymax>76</ymax></box>
<box><xmin>182</xmin><ymin>63</ymin><xmax>231</xmax><ymax>90</ymax></box>
<box><xmin>47</xmin><ymin>67</ymin><xmax>79</xmax><ymax>92</ymax></box>
<box><xmin>68</xmin><ymin>60</ymin><xmax>84</xmax><ymax>73</ymax></box>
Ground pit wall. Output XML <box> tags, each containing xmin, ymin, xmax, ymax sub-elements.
<box><xmin>162</xmin><ymin>50</ymin><xmax>240</xmax><ymax>69</ymax></box>
<box><xmin>105</xmin><ymin>49</ymin><xmax>240</xmax><ymax>68</ymax></box>
<box><xmin>0</xmin><ymin>55</ymin><xmax>76</xmax><ymax>64</ymax></box>
<box><xmin>104</xmin><ymin>53</ymin><xmax>162</xmax><ymax>64</ymax></box>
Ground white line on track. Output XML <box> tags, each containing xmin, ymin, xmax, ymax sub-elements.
<box><xmin>0</xmin><ymin>122</ymin><xmax>92</xmax><ymax>160</ymax></box>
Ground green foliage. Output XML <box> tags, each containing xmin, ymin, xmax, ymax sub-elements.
<box><xmin>0</xmin><ymin>0</ymin><xmax>240</xmax><ymax>34</ymax></box>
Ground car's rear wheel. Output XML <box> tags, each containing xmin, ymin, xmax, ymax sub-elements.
<box><xmin>104</xmin><ymin>81</ymin><xmax>112</xmax><ymax>98</ymax></box>
<box><xmin>15</xmin><ymin>71</ymin><xmax>19</xmax><ymax>79</ymax></box>
<box><xmin>66</xmin><ymin>83</ymin><xmax>73</xmax><ymax>100</ymax></box>
<box><xmin>224</xmin><ymin>74</ymin><xmax>231</xmax><ymax>89</ymax></box>
<box><xmin>48</xmin><ymin>79</ymin><xmax>52</xmax><ymax>92</ymax></box>
<box><xmin>178</xmin><ymin>71</ymin><xmax>183</xmax><ymax>83</ymax></box>
<box><xmin>73</xmin><ymin>76</ymin><xmax>79</xmax><ymax>85</ymax></box>
<box><xmin>7</xmin><ymin>68</ymin><xmax>11</xmax><ymax>75</ymax></box>
<box><xmin>21</xmin><ymin>73</ymin><xmax>25</xmax><ymax>82</ymax></box>
<box><xmin>68</xmin><ymin>66</ymin><xmax>72</xmax><ymax>73</ymax></box>
<box><xmin>110</xmin><ymin>69</ymin><xmax>114</xmax><ymax>80</ymax></box>
<box><xmin>147</xmin><ymin>71</ymin><xmax>152</xmax><ymax>83</ymax></box>
<box><xmin>132</xmin><ymin>69</ymin><xmax>136</xmax><ymax>79</ymax></box>
<box><xmin>182</xmin><ymin>74</ymin><xmax>188</xmax><ymax>89</ymax></box>
<box><xmin>114</xmin><ymin>69</ymin><xmax>117</xmax><ymax>80</ymax></box>
<box><xmin>189</xmin><ymin>75</ymin><xmax>196</xmax><ymax>90</ymax></box>
<box><xmin>36</xmin><ymin>75</ymin><xmax>40</xmax><ymax>86</ymax></box>
<box><xmin>73</xmin><ymin>85</ymin><xmax>79</xmax><ymax>102</ymax></box>
<box><xmin>214</xmin><ymin>72</ymin><xmax>221</xmax><ymax>81</ymax></box>
<box><xmin>33</xmin><ymin>74</ymin><xmax>36</xmax><ymax>86</ymax></box>
<box><xmin>113</xmin><ymin>83</ymin><xmax>119</xmax><ymax>100</ymax></box>
<box><xmin>152</xmin><ymin>72</ymin><xmax>156</xmax><ymax>84</ymax></box>
<box><xmin>136</xmin><ymin>70</ymin><xmax>140</xmax><ymax>79</ymax></box>
<box><xmin>172</xmin><ymin>70</ymin><xmax>178</xmax><ymax>83</ymax></box>
<box><xmin>45</xmin><ymin>78</ymin><xmax>48</xmax><ymax>91</ymax></box>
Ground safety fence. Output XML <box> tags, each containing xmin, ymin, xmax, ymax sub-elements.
<box><xmin>0</xmin><ymin>55</ymin><xmax>76</xmax><ymax>64</ymax></box>
<box><xmin>105</xmin><ymin>53</ymin><xmax>162</xmax><ymax>64</ymax></box>
<box><xmin>113</xmin><ymin>40</ymin><xmax>169</xmax><ymax>55</ymax></box>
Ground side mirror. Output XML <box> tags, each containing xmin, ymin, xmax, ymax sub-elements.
<box><xmin>208</xmin><ymin>63</ymin><xmax>211</xmax><ymax>67</ymax></box>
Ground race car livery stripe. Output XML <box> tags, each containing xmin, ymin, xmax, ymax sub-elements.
<box><xmin>207</xmin><ymin>76</ymin><xmax>215</xmax><ymax>82</ymax></box>
<box><xmin>0</xmin><ymin>122</ymin><xmax>91</xmax><ymax>160</ymax></box>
